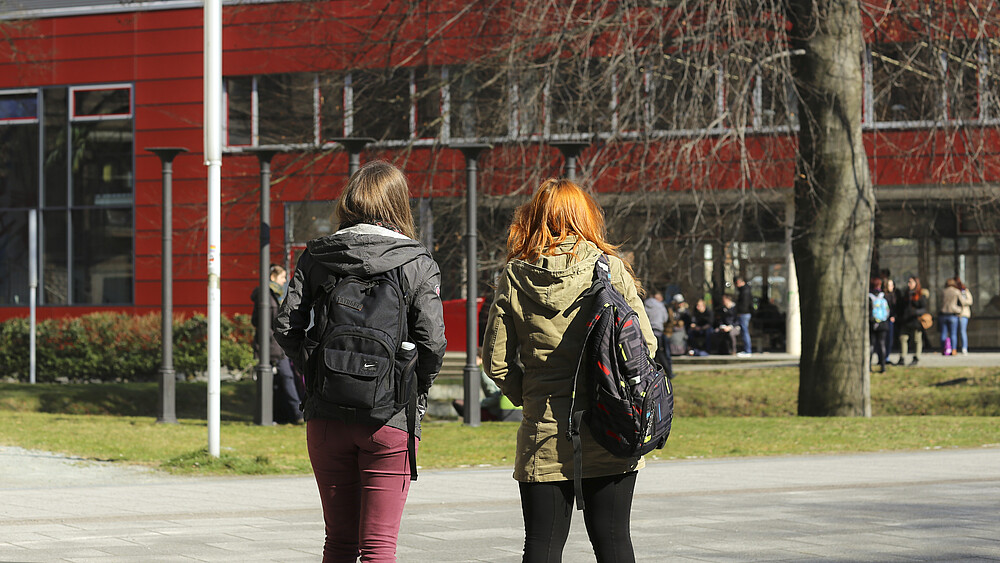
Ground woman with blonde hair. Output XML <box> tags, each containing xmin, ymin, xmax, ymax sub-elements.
<box><xmin>939</xmin><ymin>278</ymin><xmax>962</xmax><ymax>355</ymax></box>
<box><xmin>955</xmin><ymin>277</ymin><xmax>974</xmax><ymax>355</ymax></box>
<box><xmin>274</xmin><ymin>160</ymin><xmax>447</xmax><ymax>562</ymax></box>
<box><xmin>483</xmin><ymin>178</ymin><xmax>656</xmax><ymax>563</ymax></box>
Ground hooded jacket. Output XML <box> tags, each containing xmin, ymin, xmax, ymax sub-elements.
<box><xmin>273</xmin><ymin>223</ymin><xmax>447</xmax><ymax>437</ymax></box>
<box><xmin>483</xmin><ymin>237</ymin><xmax>656</xmax><ymax>483</ymax></box>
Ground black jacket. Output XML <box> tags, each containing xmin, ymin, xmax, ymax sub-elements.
<box><xmin>273</xmin><ymin>223</ymin><xmax>447</xmax><ymax>435</ymax></box>
<box><xmin>899</xmin><ymin>290</ymin><xmax>928</xmax><ymax>329</ymax></box>
<box><xmin>715</xmin><ymin>304</ymin><xmax>737</xmax><ymax>328</ymax></box>
<box><xmin>736</xmin><ymin>283</ymin><xmax>753</xmax><ymax>315</ymax></box>
<box><xmin>689</xmin><ymin>307</ymin><xmax>714</xmax><ymax>332</ymax></box>
<box><xmin>251</xmin><ymin>282</ymin><xmax>286</xmax><ymax>362</ymax></box>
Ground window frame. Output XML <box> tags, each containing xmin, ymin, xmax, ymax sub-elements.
<box><xmin>68</xmin><ymin>84</ymin><xmax>133</xmax><ymax>122</ymax></box>
<box><xmin>0</xmin><ymin>88</ymin><xmax>40</xmax><ymax>124</ymax></box>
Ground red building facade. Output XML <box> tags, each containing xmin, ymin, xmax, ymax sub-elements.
<box><xmin>1</xmin><ymin>0</ymin><xmax>999</xmax><ymax>349</ymax></box>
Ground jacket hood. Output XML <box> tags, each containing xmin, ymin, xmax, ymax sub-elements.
<box><xmin>508</xmin><ymin>236</ymin><xmax>601</xmax><ymax>312</ymax></box>
<box><xmin>305</xmin><ymin>223</ymin><xmax>429</xmax><ymax>276</ymax></box>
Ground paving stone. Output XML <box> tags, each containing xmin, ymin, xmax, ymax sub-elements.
<box><xmin>3</xmin><ymin>444</ymin><xmax>1000</xmax><ymax>561</ymax></box>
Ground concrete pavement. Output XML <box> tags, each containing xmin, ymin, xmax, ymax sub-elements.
<box><xmin>2</xmin><ymin>446</ymin><xmax>1000</xmax><ymax>562</ymax></box>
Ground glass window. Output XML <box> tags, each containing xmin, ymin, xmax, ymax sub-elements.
<box><xmin>258</xmin><ymin>73</ymin><xmax>315</xmax><ymax>145</ymax></box>
<box><xmin>449</xmin><ymin>65</ymin><xmax>507</xmax><ymax>139</ymax></box>
<box><xmin>549</xmin><ymin>58</ymin><xmax>614</xmax><ymax>135</ymax></box>
<box><xmin>651</xmin><ymin>54</ymin><xmax>718</xmax><ymax>131</ymax></box>
<box><xmin>42</xmin><ymin>209</ymin><xmax>68</xmax><ymax>305</ymax></box>
<box><xmin>226</xmin><ymin>76</ymin><xmax>252</xmax><ymax>146</ymax></box>
<box><xmin>758</xmin><ymin>63</ymin><xmax>798</xmax><ymax>128</ymax></box>
<box><xmin>285</xmin><ymin>200</ymin><xmax>337</xmax><ymax>244</ymax></box>
<box><xmin>319</xmin><ymin>73</ymin><xmax>344</xmax><ymax>141</ymax></box>
<box><xmin>513</xmin><ymin>65</ymin><xmax>545</xmax><ymax>137</ymax></box>
<box><xmin>351</xmin><ymin>68</ymin><xmax>410</xmax><ymax>140</ymax></box>
<box><xmin>415</xmin><ymin>66</ymin><xmax>442</xmax><ymax>140</ymax></box>
<box><xmin>72</xmin><ymin>208</ymin><xmax>132</xmax><ymax>304</ymax></box>
<box><xmin>0</xmin><ymin>91</ymin><xmax>38</xmax><ymax>122</ymax></box>
<box><xmin>0</xmin><ymin>85</ymin><xmax>134</xmax><ymax>307</ymax></box>
<box><xmin>872</xmin><ymin>42</ymin><xmax>945</xmax><ymax>122</ymax></box>
<box><xmin>947</xmin><ymin>43</ymin><xmax>981</xmax><ymax>120</ymax></box>
<box><xmin>725</xmin><ymin>53</ymin><xmax>753</xmax><ymax>129</ymax></box>
<box><xmin>0</xmin><ymin>122</ymin><xmax>39</xmax><ymax>208</ymax></box>
<box><xmin>879</xmin><ymin>238</ymin><xmax>921</xmax><ymax>286</ymax></box>
<box><xmin>44</xmin><ymin>88</ymin><xmax>68</xmax><ymax>207</ymax></box>
<box><xmin>616</xmin><ymin>62</ymin><xmax>646</xmax><ymax>133</ymax></box>
<box><xmin>71</xmin><ymin>120</ymin><xmax>133</xmax><ymax>207</ymax></box>
<box><xmin>0</xmin><ymin>211</ymin><xmax>29</xmax><ymax>305</ymax></box>
<box><xmin>987</xmin><ymin>43</ymin><xmax>1000</xmax><ymax>120</ymax></box>
<box><xmin>71</xmin><ymin>86</ymin><xmax>131</xmax><ymax>119</ymax></box>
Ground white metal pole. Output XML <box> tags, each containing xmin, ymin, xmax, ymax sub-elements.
<box><xmin>785</xmin><ymin>196</ymin><xmax>802</xmax><ymax>356</ymax></box>
<box><xmin>28</xmin><ymin>209</ymin><xmax>37</xmax><ymax>384</ymax></box>
<box><xmin>204</xmin><ymin>0</ymin><xmax>223</xmax><ymax>458</ymax></box>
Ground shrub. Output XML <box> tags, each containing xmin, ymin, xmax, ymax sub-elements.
<box><xmin>0</xmin><ymin>312</ymin><xmax>256</xmax><ymax>383</ymax></box>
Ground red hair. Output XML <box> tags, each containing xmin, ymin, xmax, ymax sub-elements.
<box><xmin>506</xmin><ymin>178</ymin><xmax>641</xmax><ymax>292</ymax></box>
<box><xmin>909</xmin><ymin>276</ymin><xmax>923</xmax><ymax>302</ymax></box>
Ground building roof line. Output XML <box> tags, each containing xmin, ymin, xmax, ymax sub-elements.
<box><xmin>0</xmin><ymin>0</ymin><xmax>291</xmax><ymax>21</ymax></box>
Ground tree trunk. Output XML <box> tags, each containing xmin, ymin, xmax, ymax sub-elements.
<box><xmin>787</xmin><ymin>0</ymin><xmax>874</xmax><ymax>416</ymax></box>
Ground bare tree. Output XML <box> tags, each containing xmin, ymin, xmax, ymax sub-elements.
<box><xmin>221</xmin><ymin>0</ymin><xmax>1000</xmax><ymax>411</ymax></box>
<box><xmin>788</xmin><ymin>0</ymin><xmax>874</xmax><ymax>416</ymax></box>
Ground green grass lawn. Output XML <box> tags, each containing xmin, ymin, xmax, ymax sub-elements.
<box><xmin>0</xmin><ymin>366</ymin><xmax>997</xmax><ymax>476</ymax></box>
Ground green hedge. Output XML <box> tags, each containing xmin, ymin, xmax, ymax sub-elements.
<box><xmin>0</xmin><ymin>312</ymin><xmax>256</xmax><ymax>383</ymax></box>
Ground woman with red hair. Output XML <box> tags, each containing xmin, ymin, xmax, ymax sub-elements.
<box><xmin>483</xmin><ymin>178</ymin><xmax>656</xmax><ymax>563</ymax></box>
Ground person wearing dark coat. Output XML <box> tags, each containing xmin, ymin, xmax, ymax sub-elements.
<box><xmin>868</xmin><ymin>277</ymin><xmax>890</xmax><ymax>373</ymax></box>
<box><xmin>715</xmin><ymin>294</ymin><xmax>739</xmax><ymax>355</ymax></box>
<box><xmin>734</xmin><ymin>277</ymin><xmax>753</xmax><ymax>356</ymax></box>
<box><xmin>686</xmin><ymin>298</ymin><xmax>714</xmax><ymax>354</ymax></box>
<box><xmin>884</xmin><ymin>278</ymin><xmax>900</xmax><ymax>355</ymax></box>
<box><xmin>251</xmin><ymin>264</ymin><xmax>302</xmax><ymax>425</ymax></box>
<box><xmin>897</xmin><ymin>276</ymin><xmax>929</xmax><ymax>366</ymax></box>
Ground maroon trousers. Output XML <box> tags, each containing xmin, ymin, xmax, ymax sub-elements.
<box><xmin>307</xmin><ymin>418</ymin><xmax>415</xmax><ymax>563</ymax></box>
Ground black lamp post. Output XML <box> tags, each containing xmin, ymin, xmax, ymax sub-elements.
<box><xmin>551</xmin><ymin>140</ymin><xmax>591</xmax><ymax>181</ymax></box>
<box><xmin>331</xmin><ymin>137</ymin><xmax>376</xmax><ymax>175</ymax></box>
<box><xmin>452</xmin><ymin>143</ymin><xmax>491</xmax><ymax>427</ymax></box>
<box><xmin>247</xmin><ymin>148</ymin><xmax>281</xmax><ymax>426</ymax></box>
<box><xmin>147</xmin><ymin>147</ymin><xmax>188</xmax><ymax>424</ymax></box>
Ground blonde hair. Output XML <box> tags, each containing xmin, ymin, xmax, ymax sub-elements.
<box><xmin>506</xmin><ymin>178</ymin><xmax>641</xmax><ymax>293</ymax></box>
<box><xmin>335</xmin><ymin>160</ymin><xmax>416</xmax><ymax>239</ymax></box>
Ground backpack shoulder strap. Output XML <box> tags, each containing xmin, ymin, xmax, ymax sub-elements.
<box><xmin>567</xmin><ymin>253</ymin><xmax>610</xmax><ymax>511</ymax></box>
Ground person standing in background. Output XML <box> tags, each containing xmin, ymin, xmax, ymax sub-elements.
<box><xmin>251</xmin><ymin>264</ymin><xmax>302</xmax><ymax>425</ymax></box>
<box><xmin>643</xmin><ymin>291</ymin><xmax>671</xmax><ymax>371</ymax></box>
<box><xmin>734</xmin><ymin>277</ymin><xmax>753</xmax><ymax>357</ymax></box>
<box><xmin>868</xmin><ymin>277</ymin><xmax>889</xmax><ymax>373</ymax></box>
<box><xmin>884</xmin><ymin>278</ymin><xmax>900</xmax><ymax>356</ymax></box>
<box><xmin>939</xmin><ymin>278</ymin><xmax>962</xmax><ymax>356</ymax></box>
<box><xmin>956</xmin><ymin>277</ymin><xmax>974</xmax><ymax>355</ymax></box>
<box><xmin>898</xmin><ymin>276</ymin><xmax>928</xmax><ymax>366</ymax></box>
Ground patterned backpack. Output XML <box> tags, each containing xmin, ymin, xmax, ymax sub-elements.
<box><xmin>567</xmin><ymin>255</ymin><xmax>674</xmax><ymax>509</ymax></box>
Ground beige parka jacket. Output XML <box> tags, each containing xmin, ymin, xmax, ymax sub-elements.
<box><xmin>483</xmin><ymin>237</ymin><xmax>657</xmax><ymax>483</ymax></box>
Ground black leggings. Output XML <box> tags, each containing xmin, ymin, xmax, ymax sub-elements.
<box><xmin>519</xmin><ymin>471</ymin><xmax>637</xmax><ymax>563</ymax></box>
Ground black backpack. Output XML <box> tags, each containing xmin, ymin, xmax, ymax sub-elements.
<box><xmin>307</xmin><ymin>265</ymin><xmax>420</xmax><ymax>479</ymax></box>
<box><xmin>567</xmin><ymin>255</ymin><xmax>674</xmax><ymax>509</ymax></box>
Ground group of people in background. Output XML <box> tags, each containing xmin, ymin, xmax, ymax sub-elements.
<box><xmin>868</xmin><ymin>272</ymin><xmax>974</xmax><ymax>372</ymax></box>
<box><xmin>642</xmin><ymin>276</ymin><xmax>756</xmax><ymax>359</ymax></box>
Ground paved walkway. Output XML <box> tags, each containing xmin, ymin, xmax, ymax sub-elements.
<box><xmin>671</xmin><ymin>351</ymin><xmax>1000</xmax><ymax>372</ymax></box>
<box><xmin>2</xmin><ymin>446</ymin><xmax>999</xmax><ymax>562</ymax></box>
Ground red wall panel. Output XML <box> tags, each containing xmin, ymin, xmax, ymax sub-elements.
<box><xmin>1</xmin><ymin>1</ymin><xmax>997</xmax><ymax>340</ymax></box>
